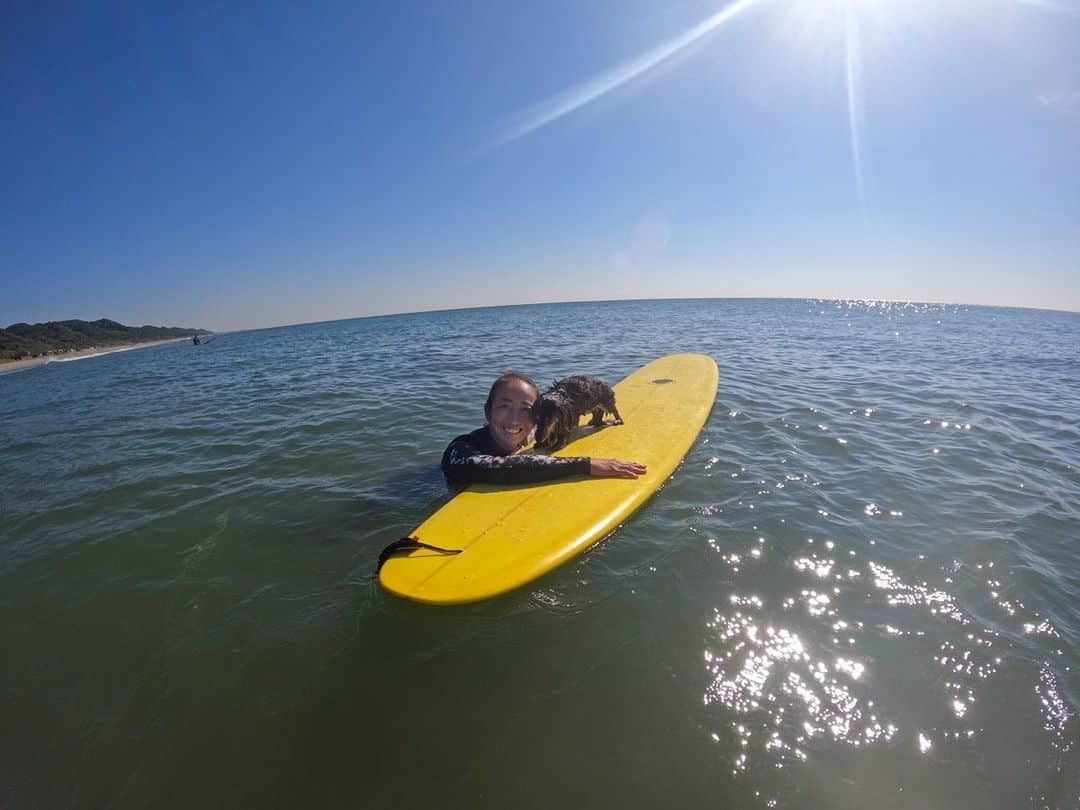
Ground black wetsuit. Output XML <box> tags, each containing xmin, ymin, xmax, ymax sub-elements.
<box><xmin>441</xmin><ymin>427</ymin><xmax>589</xmax><ymax>491</ymax></box>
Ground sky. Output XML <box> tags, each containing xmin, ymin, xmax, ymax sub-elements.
<box><xmin>2</xmin><ymin>0</ymin><xmax>1078</xmax><ymax>331</ymax></box>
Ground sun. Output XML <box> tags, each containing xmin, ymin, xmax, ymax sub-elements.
<box><xmin>495</xmin><ymin>0</ymin><xmax>950</xmax><ymax>203</ymax></box>
<box><xmin>771</xmin><ymin>0</ymin><xmax>941</xmax><ymax>206</ymax></box>
<box><xmin>784</xmin><ymin>0</ymin><xmax>931</xmax><ymax>35</ymax></box>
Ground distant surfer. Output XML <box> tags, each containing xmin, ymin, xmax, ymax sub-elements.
<box><xmin>441</xmin><ymin>372</ymin><xmax>646</xmax><ymax>491</ymax></box>
<box><xmin>192</xmin><ymin>333</ymin><xmax>200</xmax><ymax>345</ymax></box>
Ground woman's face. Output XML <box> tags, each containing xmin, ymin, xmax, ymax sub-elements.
<box><xmin>486</xmin><ymin>378</ymin><xmax>537</xmax><ymax>452</ymax></box>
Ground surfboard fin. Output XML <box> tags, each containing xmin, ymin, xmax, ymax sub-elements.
<box><xmin>376</xmin><ymin>536</ymin><xmax>462</xmax><ymax>575</ymax></box>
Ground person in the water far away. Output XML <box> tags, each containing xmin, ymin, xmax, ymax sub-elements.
<box><xmin>441</xmin><ymin>371</ymin><xmax>646</xmax><ymax>491</ymax></box>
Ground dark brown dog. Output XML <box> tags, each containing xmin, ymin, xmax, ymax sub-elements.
<box><xmin>532</xmin><ymin>375</ymin><xmax>623</xmax><ymax>451</ymax></box>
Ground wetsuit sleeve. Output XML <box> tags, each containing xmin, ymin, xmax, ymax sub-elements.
<box><xmin>441</xmin><ymin>435</ymin><xmax>590</xmax><ymax>490</ymax></box>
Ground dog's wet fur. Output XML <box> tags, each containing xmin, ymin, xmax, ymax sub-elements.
<box><xmin>532</xmin><ymin>375</ymin><xmax>623</xmax><ymax>451</ymax></box>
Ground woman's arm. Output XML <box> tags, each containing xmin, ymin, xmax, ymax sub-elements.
<box><xmin>442</xmin><ymin>437</ymin><xmax>590</xmax><ymax>490</ymax></box>
<box><xmin>441</xmin><ymin>429</ymin><xmax>648</xmax><ymax>490</ymax></box>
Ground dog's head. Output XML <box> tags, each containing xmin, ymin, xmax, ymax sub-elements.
<box><xmin>532</xmin><ymin>397</ymin><xmax>567</xmax><ymax>450</ymax></box>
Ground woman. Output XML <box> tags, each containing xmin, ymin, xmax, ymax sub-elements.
<box><xmin>441</xmin><ymin>372</ymin><xmax>646</xmax><ymax>491</ymax></box>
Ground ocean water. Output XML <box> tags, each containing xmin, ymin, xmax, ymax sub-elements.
<box><xmin>1</xmin><ymin>298</ymin><xmax>1078</xmax><ymax>809</ymax></box>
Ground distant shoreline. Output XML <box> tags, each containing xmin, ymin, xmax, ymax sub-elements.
<box><xmin>0</xmin><ymin>337</ymin><xmax>189</xmax><ymax>376</ymax></box>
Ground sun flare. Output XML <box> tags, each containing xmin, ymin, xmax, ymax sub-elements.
<box><xmin>494</xmin><ymin>0</ymin><xmax>1072</xmax><ymax>206</ymax></box>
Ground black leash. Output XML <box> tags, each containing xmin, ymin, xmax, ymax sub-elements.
<box><xmin>376</xmin><ymin>536</ymin><xmax>462</xmax><ymax>575</ymax></box>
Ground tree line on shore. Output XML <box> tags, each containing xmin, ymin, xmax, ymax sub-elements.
<box><xmin>1</xmin><ymin>319</ymin><xmax>203</xmax><ymax>362</ymax></box>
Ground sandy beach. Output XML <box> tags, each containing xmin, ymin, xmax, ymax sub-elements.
<box><xmin>0</xmin><ymin>337</ymin><xmax>190</xmax><ymax>375</ymax></box>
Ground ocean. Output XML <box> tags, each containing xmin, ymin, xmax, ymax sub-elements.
<box><xmin>1</xmin><ymin>298</ymin><xmax>1077</xmax><ymax>808</ymax></box>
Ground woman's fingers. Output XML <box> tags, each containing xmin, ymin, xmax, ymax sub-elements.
<box><xmin>589</xmin><ymin>458</ymin><xmax>647</xmax><ymax>478</ymax></box>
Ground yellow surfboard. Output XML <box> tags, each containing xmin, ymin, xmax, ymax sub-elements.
<box><xmin>379</xmin><ymin>354</ymin><xmax>718</xmax><ymax>604</ymax></box>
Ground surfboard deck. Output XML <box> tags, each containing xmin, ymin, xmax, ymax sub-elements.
<box><xmin>379</xmin><ymin>353</ymin><xmax>718</xmax><ymax>604</ymax></box>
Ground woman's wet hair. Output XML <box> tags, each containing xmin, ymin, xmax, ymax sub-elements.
<box><xmin>484</xmin><ymin>371</ymin><xmax>539</xmax><ymax>417</ymax></box>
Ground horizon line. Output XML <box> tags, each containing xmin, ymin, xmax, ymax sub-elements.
<box><xmin>214</xmin><ymin>295</ymin><xmax>1080</xmax><ymax>336</ymax></box>
<box><xmin>7</xmin><ymin>295</ymin><xmax>1076</xmax><ymax>337</ymax></box>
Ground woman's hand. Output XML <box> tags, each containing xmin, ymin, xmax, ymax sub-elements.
<box><xmin>588</xmin><ymin>458</ymin><xmax>647</xmax><ymax>478</ymax></box>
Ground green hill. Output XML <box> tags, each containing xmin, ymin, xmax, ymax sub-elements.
<box><xmin>1</xmin><ymin>319</ymin><xmax>204</xmax><ymax>362</ymax></box>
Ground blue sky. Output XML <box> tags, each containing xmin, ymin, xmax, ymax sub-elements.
<box><xmin>2</xmin><ymin>0</ymin><xmax>1078</xmax><ymax>330</ymax></box>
